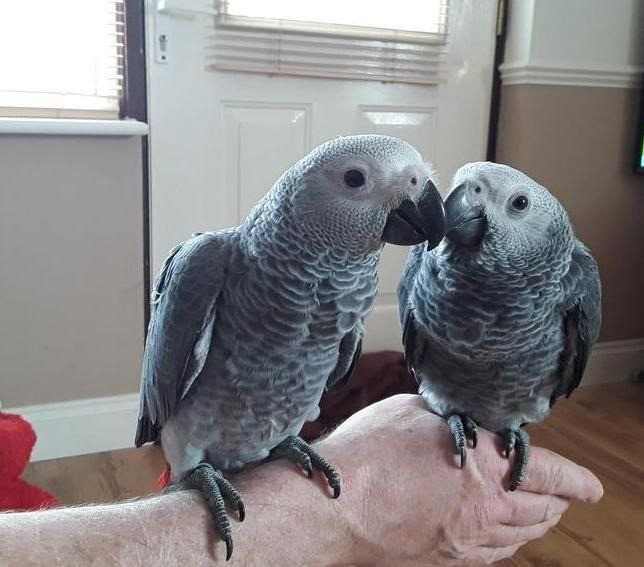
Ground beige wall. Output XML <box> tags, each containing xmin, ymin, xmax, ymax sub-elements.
<box><xmin>496</xmin><ymin>85</ymin><xmax>644</xmax><ymax>341</ymax></box>
<box><xmin>0</xmin><ymin>136</ymin><xmax>144</xmax><ymax>406</ymax></box>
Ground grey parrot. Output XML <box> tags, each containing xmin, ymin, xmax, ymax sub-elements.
<box><xmin>398</xmin><ymin>161</ymin><xmax>601</xmax><ymax>490</ymax></box>
<box><xmin>135</xmin><ymin>135</ymin><xmax>446</xmax><ymax>559</ymax></box>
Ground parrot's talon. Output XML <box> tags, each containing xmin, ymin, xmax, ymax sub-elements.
<box><xmin>224</xmin><ymin>535</ymin><xmax>233</xmax><ymax>562</ymax></box>
<box><xmin>500</xmin><ymin>428</ymin><xmax>530</xmax><ymax>490</ymax></box>
<box><xmin>447</xmin><ymin>414</ymin><xmax>468</xmax><ymax>468</ymax></box>
<box><xmin>502</xmin><ymin>429</ymin><xmax>517</xmax><ymax>459</ymax></box>
<box><xmin>272</xmin><ymin>435</ymin><xmax>342</xmax><ymax>498</ymax></box>
<box><xmin>463</xmin><ymin>416</ymin><xmax>478</xmax><ymax>449</ymax></box>
<box><xmin>172</xmin><ymin>463</ymin><xmax>244</xmax><ymax>560</ymax></box>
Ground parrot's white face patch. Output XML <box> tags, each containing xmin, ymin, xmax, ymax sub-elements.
<box><xmin>287</xmin><ymin>135</ymin><xmax>439</xmax><ymax>256</ymax></box>
<box><xmin>448</xmin><ymin>161</ymin><xmax>573</xmax><ymax>257</ymax></box>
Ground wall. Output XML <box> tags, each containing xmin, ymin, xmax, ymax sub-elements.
<box><xmin>496</xmin><ymin>0</ymin><xmax>644</xmax><ymax>342</ymax></box>
<box><xmin>497</xmin><ymin>86</ymin><xmax>643</xmax><ymax>341</ymax></box>
<box><xmin>0</xmin><ymin>136</ymin><xmax>144</xmax><ymax>407</ymax></box>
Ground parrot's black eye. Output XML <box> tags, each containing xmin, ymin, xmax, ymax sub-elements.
<box><xmin>344</xmin><ymin>169</ymin><xmax>365</xmax><ymax>188</ymax></box>
<box><xmin>411</xmin><ymin>176</ymin><xmax>417</xmax><ymax>185</ymax></box>
<box><xmin>511</xmin><ymin>195</ymin><xmax>529</xmax><ymax>211</ymax></box>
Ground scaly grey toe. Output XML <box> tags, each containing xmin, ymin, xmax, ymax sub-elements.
<box><xmin>447</xmin><ymin>414</ymin><xmax>467</xmax><ymax>468</ymax></box>
<box><xmin>166</xmin><ymin>463</ymin><xmax>245</xmax><ymax>561</ymax></box>
<box><xmin>272</xmin><ymin>435</ymin><xmax>341</xmax><ymax>498</ymax></box>
<box><xmin>499</xmin><ymin>428</ymin><xmax>530</xmax><ymax>491</ymax></box>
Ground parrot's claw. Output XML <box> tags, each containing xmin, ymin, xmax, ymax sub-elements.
<box><xmin>167</xmin><ymin>463</ymin><xmax>244</xmax><ymax>561</ymax></box>
<box><xmin>499</xmin><ymin>427</ymin><xmax>530</xmax><ymax>491</ymax></box>
<box><xmin>463</xmin><ymin>416</ymin><xmax>478</xmax><ymax>448</ymax></box>
<box><xmin>272</xmin><ymin>435</ymin><xmax>341</xmax><ymax>498</ymax></box>
<box><xmin>446</xmin><ymin>414</ymin><xmax>479</xmax><ymax>468</ymax></box>
<box><xmin>223</xmin><ymin>535</ymin><xmax>233</xmax><ymax>562</ymax></box>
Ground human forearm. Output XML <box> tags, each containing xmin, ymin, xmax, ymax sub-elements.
<box><xmin>0</xmin><ymin>449</ymin><xmax>367</xmax><ymax>567</ymax></box>
<box><xmin>0</xmin><ymin>395</ymin><xmax>603</xmax><ymax>566</ymax></box>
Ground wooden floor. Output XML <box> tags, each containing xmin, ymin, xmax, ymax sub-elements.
<box><xmin>24</xmin><ymin>382</ymin><xmax>644</xmax><ymax>566</ymax></box>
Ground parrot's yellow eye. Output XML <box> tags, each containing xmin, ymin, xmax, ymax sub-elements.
<box><xmin>344</xmin><ymin>169</ymin><xmax>365</xmax><ymax>188</ymax></box>
<box><xmin>511</xmin><ymin>195</ymin><xmax>529</xmax><ymax>211</ymax></box>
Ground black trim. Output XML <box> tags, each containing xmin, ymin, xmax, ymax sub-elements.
<box><xmin>634</xmin><ymin>85</ymin><xmax>644</xmax><ymax>174</ymax></box>
<box><xmin>122</xmin><ymin>0</ymin><xmax>152</xmax><ymax>333</ymax></box>
<box><xmin>486</xmin><ymin>0</ymin><xmax>509</xmax><ymax>162</ymax></box>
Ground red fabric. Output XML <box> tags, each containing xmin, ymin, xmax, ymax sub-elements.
<box><xmin>158</xmin><ymin>465</ymin><xmax>171</xmax><ymax>490</ymax></box>
<box><xmin>0</xmin><ymin>412</ymin><xmax>59</xmax><ymax>511</ymax></box>
<box><xmin>155</xmin><ymin>351</ymin><xmax>415</xmax><ymax>488</ymax></box>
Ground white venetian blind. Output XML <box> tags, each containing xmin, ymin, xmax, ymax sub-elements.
<box><xmin>0</xmin><ymin>0</ymin><xmax>125</xmax><ymax>119</ymax></box>
<box><xmin>211</xmin><ymin>0</ymin><xmax>450</xmax><ymax>85</ymax></box>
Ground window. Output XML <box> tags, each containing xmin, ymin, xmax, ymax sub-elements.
<box><xmin>211</xmin><ymin>0</ymin><xmax>450</xmax><ymax>85</ymax></box>
<box><xmin>0</xmin><ymin>0</ymin><xmax>125</xmax><ymax>119</ymax></box>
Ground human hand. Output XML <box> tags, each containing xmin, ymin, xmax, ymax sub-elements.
<box><xmin>317</xmin><ymin>394</ymin><xmax>603</xmax><ymax>566</ymax></box>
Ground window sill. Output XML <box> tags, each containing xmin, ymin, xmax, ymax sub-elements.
<box><xmin>0</xmin><ymin>118</ymin><xmax>149</xmax><ymax>137</ymax></box>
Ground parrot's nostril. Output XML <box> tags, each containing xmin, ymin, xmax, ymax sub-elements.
<box><xmin>474</xmin><ymin>186</ymin><xmax>481</xmax><ymax>194</ymax></box>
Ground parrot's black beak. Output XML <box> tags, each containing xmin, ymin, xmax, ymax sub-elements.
<box><xmin>382</xmin><ymin>179</ymin><xmax>446</xmax><ymax>251</ymax></box>
<box><xmin>444</xmin><ymin>183</ymin><xmax>487</xmax><ymax>247</ymax></box>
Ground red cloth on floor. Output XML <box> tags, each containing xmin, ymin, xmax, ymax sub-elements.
<box><xmin>0</xmin><ymin>412</ymin><xmax>59</xmax><ymax>511</ymax></box>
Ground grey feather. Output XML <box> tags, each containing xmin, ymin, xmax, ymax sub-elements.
<box><xmin>136</xmin><ymin>232</ymin><xmax>231</xmax><ymax>446</ymax></box>
<box><xmin>399</xmin><ymin>162</ymin><xmax>602</xmax><ymax>433</ymax></box>
<box><xmin>325</xmin><ymin>325</ymin><xmax>363</xmax><ymax>391</ymax></box>
<box><xmin>136</xmin><ymin>135</ymin><xmax>444</xmax><ymax>480</ymax></box>
<box><xmin>552</xmin><ymin>243</ymin><xmax>601</xmax><ymax>403</ymax></box>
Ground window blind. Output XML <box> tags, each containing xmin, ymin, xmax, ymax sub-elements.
<box><xmin>0</xmin><ymin>0</ymin><xmax>124</xmax><ymax>119</ymax></box>
<box><xmin>209</xmin><ymin>0</ymin><xmax>450</xmax><ymax>85</ymax></box>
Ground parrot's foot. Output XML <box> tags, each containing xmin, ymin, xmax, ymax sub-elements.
<box><xmin>446</xmin><ymin>414</ymin><xmax>479</xmax><ymax>468</ymax></box>
<box><xmin>272</xmin><ymin>435</ymin><xmax>341</xmax><ymax>498</ymax></box>
<box><xmin>499</xmin><ymin>427</ymin><xmax>530</xmax><ymax>491</ymax></box>
<box><xmin>165</xmin><ymin>463</ymin><xmax>244</xmax><ymax>561</ymax></box>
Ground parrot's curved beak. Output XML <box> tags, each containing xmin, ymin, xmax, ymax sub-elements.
<box><xmin>382</xmin><ymin>179</ymin><xmax>446</xmax><ymax>250</ymax></box>
<box><xmin>444</xmin><ymin>183</ymin><xmax>487</xmax><ymax>247</ymax></box>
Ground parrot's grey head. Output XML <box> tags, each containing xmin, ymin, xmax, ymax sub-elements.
<box><xmin>277</xmin><ymin>135</ymin><xmax>446</xmax><ymax>258</ymax></box>
<box><xmin>443</xmin><ymin>162</ymin><xmax>574</xmax><ymax>260</ymax></box>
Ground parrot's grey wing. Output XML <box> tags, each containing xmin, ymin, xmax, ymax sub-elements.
<box><xmin>326</xmin><ymin>324</ymin><xmax>363</xmax><ymax>391</ymax></box>
<box><xmin>135</xmin><ymin>232</ymin><xmax>230</xmax><ymax>446</ymax></box>
<box><xmin>552</xmin><ymin>242</ymin><xmax>602</xmax><ymax>404</ymax></box>
<box><xmin>397</xmin><ymin>245</ymin><xmax>426</xmax><ymax>379</ymax></box>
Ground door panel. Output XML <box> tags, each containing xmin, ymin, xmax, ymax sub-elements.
<box><xmin>146</xmin><ymin>0</ymin><xmax>497</xmax><ymax>350</ymax></box>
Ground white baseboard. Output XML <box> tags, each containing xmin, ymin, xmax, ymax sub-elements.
<box><xmin>583</xmin><ymin>338</ymin><xmax>644</xmax><ymax>386</ymax></box>
<box><xmin>7</xmin><ymin>393</ymin><xmax>140</xmax><ymax>462</ymax></box>
<box><xmin>6</xmin><ymin>339</ymin><xmax>644</xmax><ymax>462</ymax></box>
<box><xmin>363</xmin><ymin>303</ymin><xmax>401</xmax><ymax>352</ymax></box>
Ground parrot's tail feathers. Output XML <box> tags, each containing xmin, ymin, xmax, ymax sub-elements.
<box><xmin>157</xmin><ymin>465</ymin><xmax>171</xmax><ymax>490</ymax></box>
<box><xmin>135</xmin><ymin>416</ymin><xmax>160</xmax><ymax>448</ymax></box>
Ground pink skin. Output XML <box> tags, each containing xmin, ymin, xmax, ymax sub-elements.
<box><xmin>310</xmin><ymin>394</ymin><xmax>603</xmax><ymax>566</ymax></box>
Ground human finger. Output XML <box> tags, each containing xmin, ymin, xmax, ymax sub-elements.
<box><xmin>485</xmin><ymin>514</ymin><xmax>561</xmax><ymax>548</ymax></box>
<box><xmin>500</xmin><ymin>493</ymin><xmax>569</xmax><ymax>526</ymax></box>
<box><xmin>519</xmin><ymin>446</ymin><xmax>603</xmax><ymax>502</ymax></box>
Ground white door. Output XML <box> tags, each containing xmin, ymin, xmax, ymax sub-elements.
<box><xmin>145</xmin><ymin>0</ymin><xmax>498</xmax><ymax>350</ymax></box>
